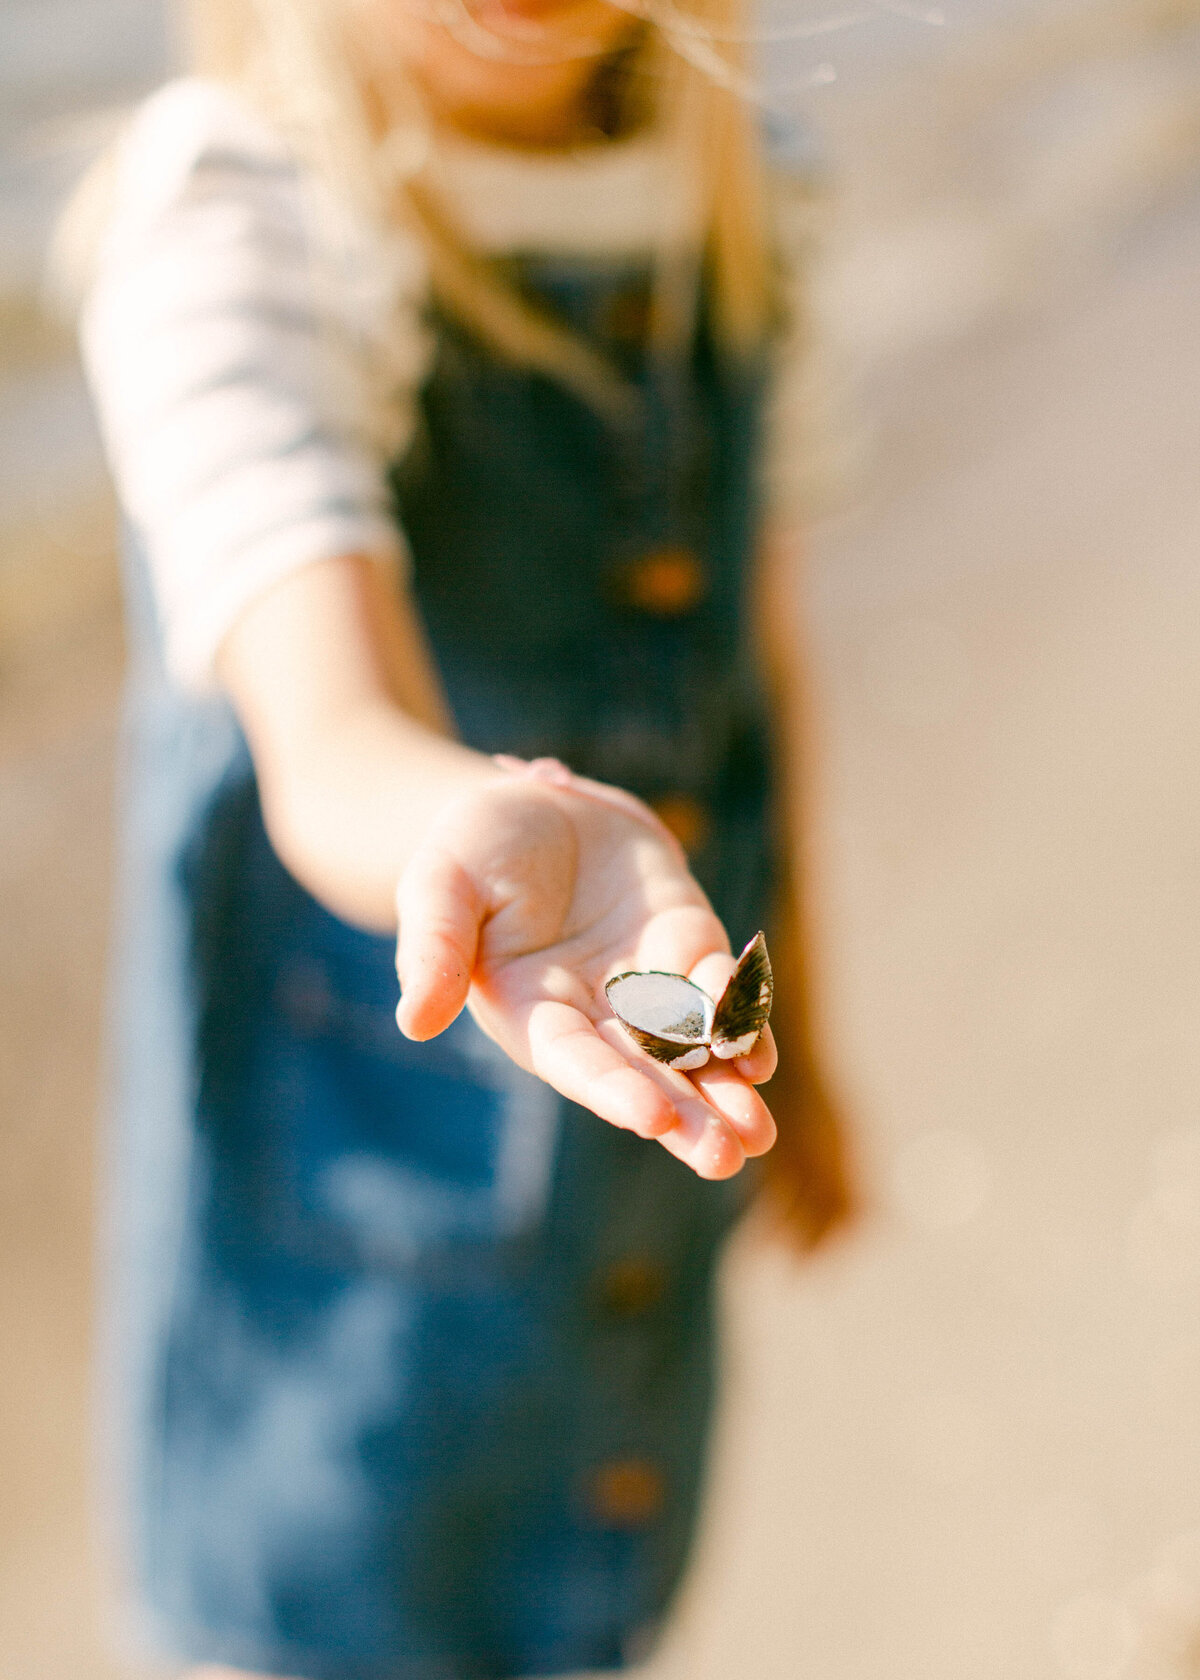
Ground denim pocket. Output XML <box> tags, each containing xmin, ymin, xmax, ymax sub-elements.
<box><xmin>222</xmin><ymin>908</ymin><xmax>560</xmax><ymax>1274</ymax></box>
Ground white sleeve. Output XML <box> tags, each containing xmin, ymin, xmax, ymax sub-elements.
<box><xmin>81</xmin><ymin>78</ymin><xmax>431</xmax><ymax>690</ymax></box>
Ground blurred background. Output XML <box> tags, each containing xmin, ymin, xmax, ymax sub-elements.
<box><xmin>4</xmin><ymin>1</ymin><xmax>1200</xmax><ymax>1676</ymax></box>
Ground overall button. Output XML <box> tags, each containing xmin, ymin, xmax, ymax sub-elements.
<box><xmin>601</xmin><ymin>284</ymin><xmax>652</xmax><ymax>344</ymax></box>
<box><xmin>277</xmin><ymin>960</ymin><xmax>335</xmax><ymax>1035</ymax></box>
<box><xmin>616</xmin><ymin>547</ymin><xmax>707</xmax><ymax>616</ymax></box>
<box><xmin>587</xmin><ymin>1460</ymin><xmax>666</xmax><ymax>1528</ymax></box>
<box><xmin>596</xmin><ymin>1257</ymin><xmax>666</xmax><ymax>1317</ymax></box>
<box><xmin>650</xmin><ymin>793</ymin><xmax>710</xmax><ymax>855</ymax></box>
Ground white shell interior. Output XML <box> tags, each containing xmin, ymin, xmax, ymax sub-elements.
<box><xmin>711</xmin><ymin>1031</ymin><xmax>760</xmax><ymax>1060</ymax></box>
<box><xmin>606</xmin><ymin>972</ymin><xmax>714</xmax><ymax>1042</ymax></box>
<box><xmin>662</xmin><ymin>1045</ymin><xmax>711</xmax><ymax>1072</ymax></box>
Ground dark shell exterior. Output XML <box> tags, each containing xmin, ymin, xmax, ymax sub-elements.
<box><xmin>710</xmin><ymin>931</ymin><xmax>773</xmax><ymax>1059</ymax></box>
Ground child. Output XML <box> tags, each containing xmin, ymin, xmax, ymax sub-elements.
<box><xmin>78</xmin><ymin>0</ymin><xmax>854</xmax><ymax>1673</ymax></box>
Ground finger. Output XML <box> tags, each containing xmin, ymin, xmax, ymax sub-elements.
<box><xmin>545</xmin><ymin>767</ymin><xmax>685</xmax><ymax>851</ymax></box>
<box><xmin>589</xmin><ymin>1018</ymin><xmax>749</xmax><ymax>1181</ymax></box>
<box><xmin>690</xmin><ymin>1058</ymin><xmax>777</xmax><ymax>1157</ymax></box>
<box><xmin>736</xmin><ymin>1022</ymin><xmax>778</xmax><ymax>1084</ymax></box>
<box><xmin>524</xmin><ymin>1000</ymin><xmax>680</xmax><ymax>1138</ymax></box>
<box><xmin>627</xmin><ymin>904</ymin><xmax>731</xmax><ymax>982</ymax></box>
<box><xmin>523</xmin><ymin>1002</ymin><xmax>749</xmax><ymax>1178</ymax></box>
<box><xmin>652</xmin><ymin>1100</ymin><xmax>749</xmax><ymax>1181</ymax></box>
<box><xmin>394</xmin><ymin>847</ymin><xmax>483</xmax><ymax>1041</ymax></box>
<box><xmin>687</xmin><ymin>948</ymin><xmax>738</xmax><ymax>1003</ymax></box>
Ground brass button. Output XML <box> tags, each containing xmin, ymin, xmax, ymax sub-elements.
<box><xmin>620</xmin><ymin>547</ymin><xmax>707</xmax><ymax>617</ymax></box>
<box><xmin>278</xmin><ymin>961</ymin><xmax>334</xmax><ymax>1034</ymax></box>
<box><xmin>597</xmin><ymin>1258</ymin><xmax>666</xmax><ymax>1317</ymax></box>
<box><xmin>587</xmin><ymin>1459</ymin><xmax>665</xmax><ymax>1528</ymax></box>
<box><xmin>649</xmin><ymin>793</ymin><xmax>710</xmax><ymax>855</ymax></box>
<box><xmin>602</xmin><ymin>284</ymin><xmax>652</xmax><ymax>344</ymax></box>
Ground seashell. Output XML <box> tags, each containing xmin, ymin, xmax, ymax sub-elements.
<box><xmin>709</xmin><ymin>930</ymin><xmax>773</xmax><ymax>1059</ymax></box>
<box><xmin>605</xmin><ymin>932</ymin><xmax>772</xmax><ymax>1071</ymax></box>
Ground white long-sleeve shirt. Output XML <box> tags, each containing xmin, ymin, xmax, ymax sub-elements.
<box><xmin>82</xmin><ymin>77</ymin><xmax>816</xmax><ymax>689</ymax></box>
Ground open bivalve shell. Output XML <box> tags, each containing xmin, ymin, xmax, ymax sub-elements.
<box><xmin>605</xmin><ymin>932</ymin><xmax>773</xmax><ymax>1072</ymax></box>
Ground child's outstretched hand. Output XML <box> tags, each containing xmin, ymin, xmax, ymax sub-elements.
<box><xmin>394</xmin><ymin>758</ymin><xmax>778</xmax><ymax>1180</ymax></box>
<box><xmin>219</xmin><ymin>556</ymin><xmax>775</xmax><ymax>1180</ymax></box>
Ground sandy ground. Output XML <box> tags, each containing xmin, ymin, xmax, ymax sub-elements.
<box><xmin>3</xmin><ymin>120</ymin><xmax>1200</xmax><ymax>1680</ymax></box>
<box><xmin>646</xmin><ymin>184</ymin><xmax>1200</xmax><ymax>1680</ymax></box>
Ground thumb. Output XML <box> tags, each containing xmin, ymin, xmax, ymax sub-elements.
<box><xmin>394</xmin><ymin>844</ymin><xmax>484</xmax><ymax>1041</ymax></box>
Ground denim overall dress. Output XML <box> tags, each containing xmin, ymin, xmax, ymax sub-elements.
<box><xmin>108</xmin><ymin>255</ymin><xmax>776</xmax><ymax>1680</ymax></box>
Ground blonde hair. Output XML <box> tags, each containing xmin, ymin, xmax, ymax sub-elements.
<box><xmin>181</xmin><ymin>0</ymin><xmax>772</xmax><ymax>400</ymax></box>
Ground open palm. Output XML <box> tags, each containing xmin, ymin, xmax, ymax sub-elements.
<box><xmin>394</xmin><ymin>761</ymin><xmax>777</xmax><ymax>1179</ymax></box>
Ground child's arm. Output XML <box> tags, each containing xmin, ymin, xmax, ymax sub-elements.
<box><xmin>218</xmin><ymin>548</ymin><xmax>778</xmax><ymax>1182</ymax></box>
<box><xmin>79</xmin><ymin>84</ymin><xmax>774</xmax><ymax>1181</ymax></box>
